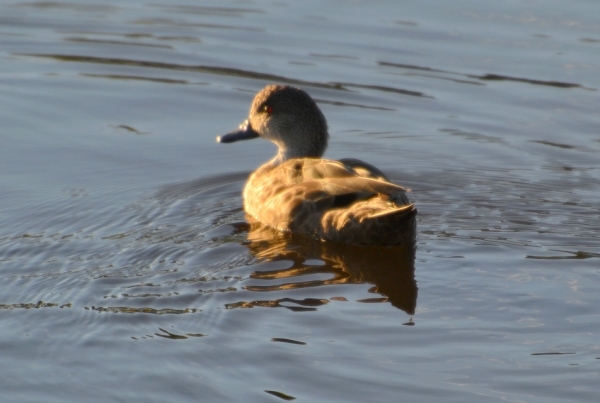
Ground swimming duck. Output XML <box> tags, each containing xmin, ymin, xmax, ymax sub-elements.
<box><xmin>217</xmin><ymin>85</ymin><xmax>416</xmax><ymax>246</ymax></box>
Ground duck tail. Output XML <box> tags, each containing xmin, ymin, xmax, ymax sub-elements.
<box><xmin>321</xmin><ymin>203</ymin><xmax>417</xmax><ymax>246</ymax></box>
<box><xmin>362</xmin><ymin>204</ymin><xmax>417</xmax><ymax>246</ymax></box>
<box><xmin>368</xmin><ymin>203</ymin><xmax>416</xmax><ymax>219</ymax></box>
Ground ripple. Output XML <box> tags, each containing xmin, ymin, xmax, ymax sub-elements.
<box><xmin>83</xmin><ymin>74</ymin><xmax>189</xmax><ymax>85</ymax></box>
<box><xmin>265</xmin><ymin>390</ymin><xmax>296</xmax><ymax>401</ymax></box>
<box><xmin>271</xmin><ymin>338</ymin><xmax>307</xmax><ymax>345</ymax></box>
<box><xmin>88</xmin><ymin>306</ymin><xmax>199</xmax><ymax>315</ymax></box>
<box><xmin>225</xmin><ymin>298</ymin><xmax>329</xmax><ymax>312</ymax></box>
<box><xmin>379</xmin><ymin>61</ymin><xmax>596</xmax><ymax>90</ymax></box>
<box><xmin>0</xmin><ymin>301</ymin><xmax>62</xmax><ymax>310</ymax></box>
<box><xmin>64</xmin><ymin>37</ymin><xmax>173</xmax><ymax>49</ymax></box>
<box><xmin>18</xmin><ymin>53</ymin><xmax>434</xmax><ymax>98</ymax></box>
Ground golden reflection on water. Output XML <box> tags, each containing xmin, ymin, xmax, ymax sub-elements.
<box><xmin>231</xmin><ymin>218</ymin><xmax>418</xmax><ymax>315</ymax></box>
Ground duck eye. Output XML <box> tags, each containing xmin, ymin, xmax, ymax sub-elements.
<box><xmin>262</xmin><ymin>105</ymin><xmax>273</xmax><ymax>114</ymax></box>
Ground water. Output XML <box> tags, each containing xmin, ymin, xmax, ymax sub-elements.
<box><xmin>1</xmin><ymin>1</ymin><xmax>599</xmax><ymax>402</ymax></box>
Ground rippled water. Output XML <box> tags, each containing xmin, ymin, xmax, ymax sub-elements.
<box><xmin>1</xmin><ymin>1</ymin><xmax>599</xmax><ymax>402</ymax></box>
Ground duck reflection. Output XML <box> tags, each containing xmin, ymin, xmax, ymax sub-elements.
<box><xmin>236</xmin><ymin>216</ymin><xmax>417</xmax><ymax>315</ymax></box>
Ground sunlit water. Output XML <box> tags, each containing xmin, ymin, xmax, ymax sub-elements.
<box><xmin>1</xmin><ymin>1</ymin><xmax>599</xmax><ymax>402</ymax></box>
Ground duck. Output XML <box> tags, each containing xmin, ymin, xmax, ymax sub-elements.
<box><xmin>216</xmin><ymin>85</ymin><xmax>416</xmax><ymax>246</ymax></box>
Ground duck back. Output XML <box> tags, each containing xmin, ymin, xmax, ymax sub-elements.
<box><xmin>243</xmin><ymin>158</ymin><xmax>416</xmax><ymax>246</ymax></box>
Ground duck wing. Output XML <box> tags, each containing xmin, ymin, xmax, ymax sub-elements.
<box><xmin>338</xmin><ymin>158</ymin><xmax>390</xmax><ymax>181</ymax></box>
<box><xmin>295</xmin><ymin>159</ymin><xmax>410</xmax><ymax>204</ymax></box>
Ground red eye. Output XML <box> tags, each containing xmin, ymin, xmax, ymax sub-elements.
<box><xmin>264</xmin><ymin>105</ymin><xmax>273</xmax><ymax>114</ymax></box>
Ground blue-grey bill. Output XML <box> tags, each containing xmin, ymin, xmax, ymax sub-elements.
<box><xmin>216</xmin><ymin>120</ymin><xmax>260</xmax><ymax>143</ymax></box>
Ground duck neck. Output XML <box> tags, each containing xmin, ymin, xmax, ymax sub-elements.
<box><xmin>269</xmin><ymin>139</ymin><xmax>326</xmax><ymax>166</ymax></box>
<box><xmin>268</xmin><ymin>148</ymin><xmax>292</xmax><ymax>166</ymax></box>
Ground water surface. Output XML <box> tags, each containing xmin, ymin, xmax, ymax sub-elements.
<box><xmin>1</xmin><ymin>1</ymin><xmax>599</xmax><ymax>402</ymax></box>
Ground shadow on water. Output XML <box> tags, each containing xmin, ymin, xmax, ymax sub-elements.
<box><xmin>227</xmin><ymin>219</ymin><xmax>418</xmax><ymax>315</ymax></box>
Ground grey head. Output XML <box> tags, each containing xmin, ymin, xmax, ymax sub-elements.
<box><xmin>217</xmin><ymin>85</ymin><xmax>329</xmax><ymax>165</ymax></box>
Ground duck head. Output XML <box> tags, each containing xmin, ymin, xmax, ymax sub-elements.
<box><xmin>217</xmin><ymin>85</ymin><xmax>329</xmax><ymax>165</ymax></box>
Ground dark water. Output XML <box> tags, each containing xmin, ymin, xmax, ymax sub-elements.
<box><xmin>1</xmin><ymin>1</ymin><xmax>599</xmax><ymax>402</ymax></box>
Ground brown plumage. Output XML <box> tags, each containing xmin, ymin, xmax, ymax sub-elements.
<box><xmin>217</xmin><ymin>85</ymin><xmax>416</xmax><ymax>246</ymax></box>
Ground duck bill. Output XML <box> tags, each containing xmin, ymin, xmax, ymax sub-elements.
<box><xmin>216</xmin><ymin>120</ymin><xmax>259</xmax><ymax>143</ymax></box>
